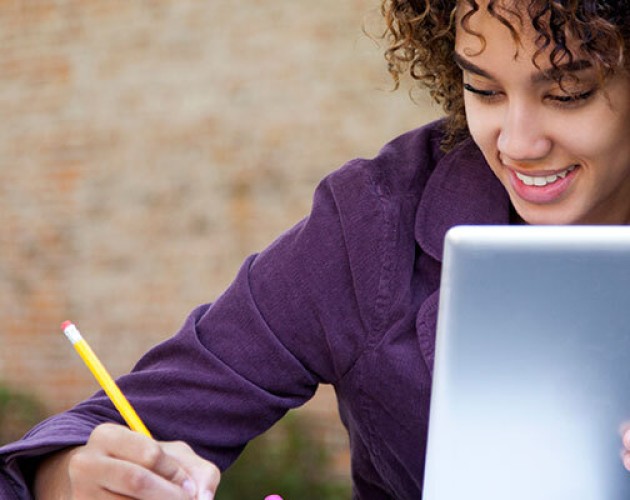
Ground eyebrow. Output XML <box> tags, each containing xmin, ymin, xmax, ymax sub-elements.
<box><xmin>453</xmin><ymin>52</ymin><xmax>593</xmax><ymax>83</ymax></box>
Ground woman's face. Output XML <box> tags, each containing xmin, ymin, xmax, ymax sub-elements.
<box><xmin>455</xmin><ymin>4</ymin><xmax>630</xmax><ymax>225</ymax></box>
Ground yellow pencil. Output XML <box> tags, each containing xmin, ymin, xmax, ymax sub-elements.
<box><xmin>61</xmin><ymin>320</ymin><xmax>152</xmax><ymax>438</ymax></box>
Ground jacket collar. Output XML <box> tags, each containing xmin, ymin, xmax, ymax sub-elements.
<box><xmin>415</xmin><ymin>138</ymin><xmax>511</xmax><ymax>261</ymax></box>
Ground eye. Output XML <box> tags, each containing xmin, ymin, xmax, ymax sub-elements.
<box><xmin>546</xmin><ymin>89</ymin><xmax>596</xmax><ymax>108</ymax></box>
<box><xmin>463</xmin><ymin>83</ymin><xmax>503</xmax><ymax>102</ymax></box>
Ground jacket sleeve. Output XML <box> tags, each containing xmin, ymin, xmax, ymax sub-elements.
<box><xmin>0</xmin><ymin>156</ymin><xmax>387</xmax><ymax>498</ymax></box>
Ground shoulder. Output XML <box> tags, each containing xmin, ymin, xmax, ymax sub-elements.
<box><xmin>323</xmin><ymin>119</ymin><xmax>448</xmax><ymax>205</ymax></box>
<box><xmin>242</xmin><ymin>121</ymin><xmax>449</xmax><ymax>380</ymax></box>
<box><xmin>310</xmin><ymin>119</ymin><xmax>450</xmax><ymax>269</ymax></box>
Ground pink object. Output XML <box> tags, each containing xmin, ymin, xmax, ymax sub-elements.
<box><xmin>60</xmin><ymin>320</ymin><xmax>73</xmax><ymax>331</ymax></box>
<box><xmin>264</xmin><ymin>496</ymin><xmax>283</xmax><ymax>500</ymax></box>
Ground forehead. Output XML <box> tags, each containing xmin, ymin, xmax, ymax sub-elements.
<box><xmin>456</xmin><ymin>0</ymin><xmax>528</xmax><ymax>22</ymax></box>
<box><xmin>455</xmin><ymin>0</ymin><xmax>533</xmax><ymax>44</ymax></box>
<box><xmin>454</xmin><ymin>0</ymin><xmax>582</xmax><ymax>64</ymax></box>
<box><xmin>455</xmin><ymin>4</ymin><xmax>527</xmax><ymax>61</ymax></box>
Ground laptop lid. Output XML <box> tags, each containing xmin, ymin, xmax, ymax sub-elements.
<box><xmin>423</xmin><ymin>225</ymin><xmax>630</xmax><ymax>500</ymax></box>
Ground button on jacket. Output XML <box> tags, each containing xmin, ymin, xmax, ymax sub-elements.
<box><xmin>0</xmin><ymin>119</ymin><xmax>510</xmax><ymax>499</ymax></box>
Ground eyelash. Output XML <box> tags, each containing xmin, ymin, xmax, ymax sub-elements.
<box><xmin>463</xmin><ymin>83</ymin><xmax>596</xmax><ymax>108</ymax></box>
<box><xmin>463</xmin><ymin>83</ymin><xmax>497</xmax><ymax>97</ymax></box>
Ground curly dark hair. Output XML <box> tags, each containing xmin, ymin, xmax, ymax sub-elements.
<box><xmin>380</xmin><ymin>0</ymin><xmax>629</xmax><ymax>150</ymax></box>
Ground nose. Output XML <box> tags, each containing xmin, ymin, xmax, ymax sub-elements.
<box><xmin>497</xmin><ymin>102</ymin><xmax>552</xmax><ymax>163</ymax></box>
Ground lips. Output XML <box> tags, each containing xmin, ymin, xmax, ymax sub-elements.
<box><xmin>508</xmin><ymin>164</ymin><xmax>580</xmax><ymax>204</ymax></box>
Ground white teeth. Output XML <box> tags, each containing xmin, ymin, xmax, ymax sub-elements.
<box><xmin>534</xmin><ymin>176</ymin><xmax>548</xmax><ymax>186</ymax></box>
<box><xmin>520</xmin><ymin>175</ymin><xmax>535</xmax><ymax>186</ymax></box>
<box><xmin>515</xmin><ymin>165</ymin><xmax>577</xmax><ymax>187</ymax></box>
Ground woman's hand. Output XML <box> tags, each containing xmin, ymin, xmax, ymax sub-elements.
<box><xmin>622</xmin><ymin>427</ymin><xmax>630</xmax><ymax>471</ymax></box>
<box><xmin>34</xmin><ymin>423</ymin><xmax>221</xmax><ymax>499</ymax></box>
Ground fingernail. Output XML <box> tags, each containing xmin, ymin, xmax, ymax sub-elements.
<box><xmin>198</xmin><ymin>491</ymin><xmax>214</xmax><ymax>500</ymax></box>
<box><xmin>182</xmin><ymin>479</ymin><xmax>196</xmax><ymax>496</ymax></box>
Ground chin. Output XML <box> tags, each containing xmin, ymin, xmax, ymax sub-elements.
<box><xmin>513</xmin><ymin>205</ymin><xmax>584</xmax><ymax>226</ymax></box>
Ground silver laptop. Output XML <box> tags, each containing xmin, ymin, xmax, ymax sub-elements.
<box><xmin>423</xmin><ymin>225</ymin><xmax>630</xmax><ymax>500</ymax></box>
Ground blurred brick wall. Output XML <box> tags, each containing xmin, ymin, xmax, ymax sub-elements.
<box><xmin>0</xmin><ymin>0</ymin><xmax>441</xmax><ymax>476</ymax></box>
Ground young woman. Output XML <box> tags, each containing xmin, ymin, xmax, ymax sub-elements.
<box><xmin>1</xmin><ymin>1</ymin><xmax>628</xmax><ymax>498</ymax></box>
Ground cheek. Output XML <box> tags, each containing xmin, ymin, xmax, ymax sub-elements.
<box><xmin>464</xmin><ymin>98</ymin><xmax>499</xmax><ymax>159</ymax></box>
<box><xmin>563</xmin><ymin>85</ymin><xmax>630</xmax><ymax>165</ymax></box>
<box><xmin>561</xmin><ymin>112</ymin><xmax>630</xmax><ymax>166</ymax></box>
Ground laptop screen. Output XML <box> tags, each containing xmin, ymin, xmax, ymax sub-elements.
<box><xmin>423</xmin><ymin>225</ymin><xmax>630</xmax><ymax>499</ymax></box>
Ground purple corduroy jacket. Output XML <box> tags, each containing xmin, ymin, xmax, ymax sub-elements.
<box><xmin>0</xmin><ymin>119</ymin><xmax>510</xmax><ymax>499</ymax></box>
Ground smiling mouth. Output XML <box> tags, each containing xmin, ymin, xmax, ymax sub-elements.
<box><xmin>514</xmin><ymin>165</ymin><xmax>578</xmax><ymax>186</ymax></box>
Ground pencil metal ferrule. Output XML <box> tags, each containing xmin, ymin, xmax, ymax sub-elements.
<box><xmin>62</xmin><ymin>322</ymin><xmax>82</xmax><ymax>344</ymax></box>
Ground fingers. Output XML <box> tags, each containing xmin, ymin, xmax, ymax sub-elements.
<box><xmin>68</xmin><ymin>423</ymin><xmax>197</xmax><ymax>499</ymax></box>
<box><xmin>65</xmin><ymin>423</ymin><xmax>222</xmax><ymax>499</ymax></box>
<box><xmin>622</xmin><ymin>428</ymin><xmax>630</xmax><ymax>471</ymax></box>
<box><xmin>90</xmin><ymin>424</ymin><xmax>192</xmax><ymax>488</ymax></box>
<box><xmin>70</xmin><ymin>450</ymin><xmax>192</xmax><ymax>499</ymax></box>
<box><xmin>162</xmin><ymin>440</ymin><xmax>222</xmax><ymax>500</ymax></box>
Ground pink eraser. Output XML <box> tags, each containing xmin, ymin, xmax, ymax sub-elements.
<box><xmin>60</xmin><ymin>320</ymin><xmax>73</xmax><ymax>331</ymax></box>
<box><xmin>264</xmin><ymin>496</ymin><xmax>283</xmax><ymax>500</ymax></box>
